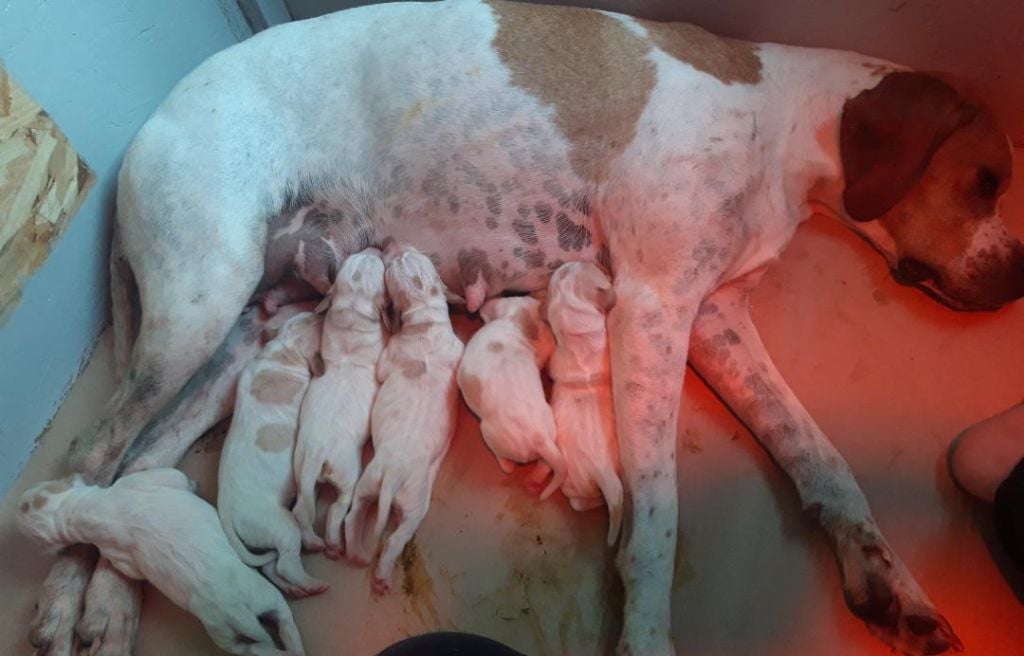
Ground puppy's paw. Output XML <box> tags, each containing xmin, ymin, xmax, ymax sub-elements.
<box><xmin>76</xmin><ymin>560</ymin><xmax>142</xmax><ymax>656</ymax></box>
<box><xmin>371</xmin><ymin>576</ymin><xmax>392</xmax><ymax>596</ymax></box>
<box><xmin>300</xmin><ymin>531</ymin><xmax>326</xmax><ymax>554</ymax></box>
<box><xmin>29</xmin><ymin>546</ymin><xmax>97</xmax><ymax>656</ymax></box>
<box><xmin>838</xmin><ymin>526</ymin><xmax>963</xmax><ymax>655</ymax></box>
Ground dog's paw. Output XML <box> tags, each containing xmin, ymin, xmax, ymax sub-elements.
<box><xmin>76</xmin><ymin>560</ymin><xmax>142</xmax><ymax>656</ymax></box>
<box><xmin>838</xmin><ymin>528</ymin><xmax>963</xmax><ymax>655</ymax></box>
<box><xmin>29</xmin><ymin>546</ymin><xmax>97</xmax><ymax>656</ymax></box>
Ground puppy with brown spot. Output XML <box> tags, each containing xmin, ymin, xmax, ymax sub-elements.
<box><xmin>457</xmin><ymin>296</ymin><xmax>566</xmax><ymax>498</ymax></box>
<box><xmin>292</xmin><ymin>248</ymin><xmax>389</xmax><ymax>557</ymax></box>
<box><xmin>345</xmin><ymin>244</ymin><xmax>463</xmax><ymax>594</ymax></box>
<box><xmin>547</xmin><ymin>262</ymin><xmax>624</xmax><ymax>545</ymax></box>
<box><xmin>218</xmin><ymin>311</ymin><xmax>329</xmax><ymax>598</ymax></box>
<box><xmin>17</xmin><ymin>471</ymin><xmax>305</xmax><ymax>656</ymax></box>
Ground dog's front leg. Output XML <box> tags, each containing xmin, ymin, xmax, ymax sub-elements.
<box><xmin>608</xmin><ymin>274</ymin><xmax>697</xmax><ymax>656</ymax></box>
<box><xmin>689</xmin><ymin>280</ymin><xmax>962</xmax><ymax>656</ymax></box>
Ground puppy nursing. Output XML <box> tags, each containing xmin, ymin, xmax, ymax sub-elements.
<box><xmin>458</xmin><ymin>296</ymin><xmax>566</xmax><ymax>498</ymax></box>
<box><xmin>292</xmin><ymin>249</ymin><xmax>388</xmax><ymax>555</ymax></box>
<box><xmin>218</xmin><ymin>311</ymin><xmax>328</xmax><ymax>598</ymax></box>
<box><xmin>345</xmin><ymin>245</ymin><xmax>463</xmax><ymax>593</ymax></box>
<box><xmin>547</xmin><ymin>263</ymin><xmax>624</xmax><ymax>545</ymax></box>
<box><xmin>17</xmin><ymin>471</ymin><xmax>304</xmax><ymax>656</ymax></box>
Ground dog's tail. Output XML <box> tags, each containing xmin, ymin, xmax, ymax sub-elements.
<box><xmin>537</xmin><ymin>439</ymin><xmax>568</xmax><ymax>501</ymax></box>
<box><xmin>598</xmin><ymin>469</ymin><xmax>625</xmax><ymax>547</ymax></box>
<box><xmin>109</xmin><ymin>226</ymin><xmax>140</xmax><ymax>380</ymax></box>
<box><xmin>220</xmin><ymin>514</ymin><xmax>276</xmax><ymax>567</ymax></box>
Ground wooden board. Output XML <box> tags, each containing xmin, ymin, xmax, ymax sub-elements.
<box><xmin>0</xmin><ymin>63</ymin><xmax>94</xmax><ymax>324</ymax></box>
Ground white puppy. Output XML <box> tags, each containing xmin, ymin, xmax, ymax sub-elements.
<box><xmin>458</xmin><ymin>296</ymin><xmax>566</xmax><ymax>498</ymax></box>
<box><xmin>547</xmin><ymin>262</ymin><xmax>624</xmax><ymax>545</ymax></box>
<box><xmin>345</xmin><ymin>245</ymin><xmax>463</xmax><ymax>594</ymax></box>
<box><xmin>17</xmin><ymin>471</ymin><xmax>304</xmax><ymax>656</ymax></box>
<box><xmin>292</xmin><ymin>248</ymin><xmax>388</xmax><ymax>556</ymax></box>
<box><xmin>218</xmin><ymin>311</ymin><xmax>328</xmax><ymax>597</ymax></box>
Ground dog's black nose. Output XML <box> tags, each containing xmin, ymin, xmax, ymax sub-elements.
<box><xmin>894</xmin><ymin>257</ymin><xmax>937</xmax><ymax>285</ymax></box>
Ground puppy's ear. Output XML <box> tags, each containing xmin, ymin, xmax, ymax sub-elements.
<box><xmin>381</xmin><ymin>302</ymin><xmax>401</xmax><ymax>334</ymax></box>
<box><xmin>595</xmin><ymin>284</ymin><xmax>617</xmax><ymax>311</ymax></box>
<box><xmin>314</xmin><ymin>285</ymin><xmax>334</xmax><ymax>314</ymax></box>
<box><xmin>310</xmin><ymin>352</ymin><xmax>326</xmax><ymax>377</ymax></box>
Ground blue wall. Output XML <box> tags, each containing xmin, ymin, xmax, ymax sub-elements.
<box><xmin>0</xmin><ymin>1</ymin><xmax>254</xmax><ymax>494</ymax></box>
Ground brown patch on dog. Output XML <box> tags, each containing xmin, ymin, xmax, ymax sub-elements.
<box><xmin>31</xmin><ymin>494</ymin><xmax>48</xmax><ymax>509</ymax></box>
<box><xmin>44</xmin><ymin>479</ymin><xmax>72</xmax><ymax>494</ymax></box>
<box><xmin>256</xmin><ymin>423</ymin><xmax>294</xmax><ymax>453</ymax></box>
<box><xmin>19</xmin><ymin>501</ymin><xmax>29</xmax><ymax>513</ymax></box>
<box><xmin>488</xmin><ymin>0</ymin><xmax>656</xmax><ymax>183</ymax></box>
<box><xmin>250</xmin><ymin>370</ymin><xmax>306</xmax><ymax>405</ymax></box>
<box><xmin>640</xmin><ymin>20</ymin><xmax>762</xmax><ymax>85</ymax></box>
<box><xmin>460</xmin><ymin>373</ymin><xmax>483</xmax><ymax>406</ymax></box>
<box><xmin>402</xmin><ymin>359</ymin><xmax>428</xmax><ymax>378</ymax></box>
<box><xmin>352</xmin><ymin>271</ymin><xmax>362</xmax><ymax>282</ymax></box>
<box><xmin>429</xmin><ymin>285</ymin><xmax>441</xmax><ymax>297</ymax></box>
<box><xmin>487</xmin><ymin>341</ymin><xmax>505</xmax><ymax>353</ymax></box>
<box><xmin>412</xmin><ymin>275</ymin><xmax>424</xmax><ymax>290</ymax></box>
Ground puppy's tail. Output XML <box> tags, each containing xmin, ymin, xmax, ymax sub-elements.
<box><xmin>537</xmin><ymin>440</ymin><xmax>568</xmax><ymax>501</ymax></box>
<box><xmin>221</xmin><ymin>516</ymin><xmax>276</xmax><ymax>568</ymax></box>
<box><xmin>598</xmin><ymin>470</ymin><xmax>625</xmax><ymax>547</ymax></box>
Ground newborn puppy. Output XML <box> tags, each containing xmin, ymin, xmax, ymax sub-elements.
<box><xmin>547</xmin><ymin>262</ymin><xmax>624</xmax><ymax>545</ymax></box>
<box><xmin>293</xmin><ymin>248</ymin><xmax>388</xmax><ymax>556</ymax></box>
<box><xmin>17</xmin><ymin>471</ymin><xmax>304</xmax><ymax>656</ymax></box>
<box><xmin>345</xmin><ymin>245</ymin><xmax>463</xmax><ymax>593</ymax></box>
<box><xmin>218</xmin><ymin>311</ymin><xmax>328</xmax><ymax>597</ymax></box>
<box><xmin>458</xmin><ymin>296</ymin><xmax>566</xmax><ymax>498</ymax></box>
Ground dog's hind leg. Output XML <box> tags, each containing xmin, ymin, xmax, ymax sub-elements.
<box><xmin>31</xmin><ymin>183</ymin><xmax>268</xmax><ymax>654</ymax></box>
<box><xmin>689</xmin><ymin>279</ymin><xmax>962</xmax><ymax>656</ymax></box>
<box><xmin>119</xmin><ymin>302</ymin><xmax>315</xmax><ymax>475</ymax></box>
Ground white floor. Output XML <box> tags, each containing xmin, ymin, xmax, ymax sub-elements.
<box><xmin>3</xmin><ymin>185</ymin><xmax>1024</xmax><ymax>655</ymax></box>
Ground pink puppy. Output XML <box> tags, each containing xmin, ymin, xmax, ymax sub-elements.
<box><xmin>458</xmin><ymin>296</ymin><xmax>566</xmax><ymax>498</ymax></box>
<box><xmin>547</xmin><ymin>262</ymin><xmax>624</xmax><ymax>545</ymax></box>
<box><xmin>345</xmin><ymin>245</ymin><xmax>463</xmax><ymax>594</ymax></box>
<box><xmin>218</xmin><ymin>312</ymin><xmax>328</xmax><ymax>598</ymax></box>
<box><xmin>292</xmin><ymin>248</ymin><xmax>388</xmax><ymax>556</ymax></box>
<box><xmin>17</xmin><ymin>470</ymin><xmax>305</xmax><ymax>656</ymax></box>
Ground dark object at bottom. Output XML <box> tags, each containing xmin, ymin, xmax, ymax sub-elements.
<box><xmin>994</xmin><ymin>456</ymin><xmax>1024</xmax><ymax>571</ymax></box>
<box><xmin>376</xmin><ymin>632</ymin><xmax>528</xmax><ymax>656</ymax></box>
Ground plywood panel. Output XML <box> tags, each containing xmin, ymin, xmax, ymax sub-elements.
<box><xmin>0</xmin><ymin>64</ymin><xmax>93</xmax><ymax>324</ymax></box>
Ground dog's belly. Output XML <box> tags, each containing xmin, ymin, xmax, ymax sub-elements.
<box><xmin>262</xmin><ymin>157</ymin><xmax>602</xmax><ymax>301</ymax></box>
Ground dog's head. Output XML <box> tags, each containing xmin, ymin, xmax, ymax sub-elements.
<box><xmin>16</xmin><ymin>474</ymin><xmax>87</xmax><ymax>547</ymax></box>
<box><xmin>838</xmin><ymin>71</ymin><xmax>1023</xmax><ymax>310</ymax></box>
<box><xmin>383</xmin><ymin>244</ymin><xmax>447</xmax><ymax>317</ymax></box>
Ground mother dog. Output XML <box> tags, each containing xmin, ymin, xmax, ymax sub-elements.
<box><xmin>31</xmin><ymin>1</ymin><xmax>1022</xmax><ymax>655</ymax></box>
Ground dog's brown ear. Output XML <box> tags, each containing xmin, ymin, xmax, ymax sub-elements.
<box><xmin>840</xmin><ymin>72</ymin><xmax>977</xmax><ymax>221</ymax></box>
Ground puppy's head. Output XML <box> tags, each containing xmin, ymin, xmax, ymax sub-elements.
<box><xmin>546</xmin><ymin>262</ymin><xmax>615</xmax><ymax>335</ymax></box>
<box><xmin>319</xmin><ymin>248</ymin><xmax>388</xmax><ymax>325</ymax></box>
<box><xmin>16</xmin><ymin>474</ymin><xmax>87</xmax><ymax>547</ymax></box>
<box><xmin>274</xmin><ymin>311</ymin><xmax>324</xmax><ymax>373</ymax></box>
<box><xmin>383</xmin><ymin>244</ymin><xmax>447</xmax><ymax>316</ymax></box>
<box><xmin>838</xmin><ymin>71</ymin><xmax>1023</xmax><ymax>310</ymax></box>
